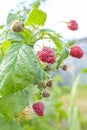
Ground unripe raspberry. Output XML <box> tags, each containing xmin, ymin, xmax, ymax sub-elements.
<box><xmin>70</xmin><ymin>45</ymin><xmax>84</xmax><ymax>58</ymax></box>
<box><xmin>11</xmin><ymin>20</ymin><xmax>24</xmax><ymax>32</ymax></box>
<box><xmin>61</xmin><ymin>64</ymin><xmax>68</xmax><ymax>71</ymax></box>
<box><xmin>38</xmin><ymin>81</ymin><xmax>46</xmax><ymax>89</ymax></box>
<box><xmin>46</xmin><ymin>80</ymin><xmax>53</xmax><ymax>87</ymax></box>
<box><xmin>32</xmin><ymin>102</ymin><xmax>45</xmax><ymax>116</ymax></box>
<box><xmin>38</xmin><ymin>47</ymin><xmax>56</xmax><ymax>64</ymax></box>
<box><xmin>20</xmin><ymin>107</ymin><xmax>33</xmax><ymax>120</ymax></box>
<box><xmin>67</xmin><ymin>20</ymin><xmax>78</xmax><ymax>31</ymax></box>
<box><xmin>42</xmin><ymin>89</ymin><xmax>50</xmax><ymax>98</ymax></box>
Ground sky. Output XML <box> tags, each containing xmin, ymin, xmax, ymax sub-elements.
<box><xmin>0</xmin><ymin>0</ymin><xmax>87</xmax><ymax>39</ymax></box>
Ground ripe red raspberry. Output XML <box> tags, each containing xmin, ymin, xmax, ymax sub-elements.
<box><xmin>38</xmin><ymin>47</ymin><xmax>56</xmax><ymax>64</ymax></box>
<box><xmin>70</xmin><ymin>45</ymin><xmax>84</xmax><ymax>58</ymax></box>
<box><xmin>67</xmin><ymin>20</ymin><xmax>78</xmax><ymax>31</ymax></box>
<box><xmin>32</xmin><ymin>102</ymin><xmax>45</xmax><ymax>116</ymax></box>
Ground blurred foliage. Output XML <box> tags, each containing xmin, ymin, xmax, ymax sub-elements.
<box><xmin>0</xmin><ymin>0</ymin><xmax>87</xmax><ymax>130</ymax></box>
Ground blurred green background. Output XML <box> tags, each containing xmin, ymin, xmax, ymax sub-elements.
<box><xmin>20</xmin><ymin>74</ymin><xmax>87</xmax><ymax>130</ymax></box>
<box><xmin>0</xmin><ymin>0</ymin><xmax>87</xmax><ymax>130</ymax></box>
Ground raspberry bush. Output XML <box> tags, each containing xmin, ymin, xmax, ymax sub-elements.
<box><xmin>0</xmin><ymin>0</ymin><xmax>84</xmax><ymax>129</ymax></box>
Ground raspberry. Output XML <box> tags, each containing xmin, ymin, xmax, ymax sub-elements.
<box><xmin>20</xmin><ymin>107</ymin><xmax>33</xmax><ymax>120</ymax></box>
<box><xmin>46</xmin><ymin>80</ymin><xmax>53</xmax><ymax>87</ymax></box>
<box><xmin>11</xmin><ymin>20</ymin><xmax>24</xmax><ymax>32</ymax></box>
<box><xmin>70</xmin><ymin>45</ymin><xmax>84</xmax><ymax>58</ymax></box>
<box><xmin>38</xmin><ymin>47</ymin><xmax>56</xmax><ymax>64</ymax></box>
<box><xmin>42</xmin><ymin>89</ymin><xmax>50</xmax><ymax>98</ymax></box>
<box><xmin>32</xmin><ymin>102</ymin><xmax>45</xmax><ymax>116</ymax></box>
<box><xmin>67</xmin><ymin>20</ymin><xmax>78</xmax><ymax>31</ymax></box>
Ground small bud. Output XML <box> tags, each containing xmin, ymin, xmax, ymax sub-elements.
<box><xmin>20</xmin><ymin>107</ymin><xmax>33</xmax><ymax>120</ymax></box>
<box><xmin>46</xmin><ymin>80</ymin><xmax>53</xmax><ymax>87</ymax></box>
<box><xmin>11</xmin><ymin>20</ymin><xmax>24</xmax><ymax>32</ymax></box>
<box><xmin>42</xmin><ymin>89</ymin><xmax>50</xmax><ymax>98</ymax></box>
<box><xmin>43</xmin><ymin>65</ymin><xmax>51</xmax><ymax>71</ymax></box>
<box><xmin>38</xmin><ymin>81</ymin><xmax>46</xmax><ymax>89</ymax></box>
<box><xmin>61</xmin><ymin>64</ymin><xmax>68</xmax><ymax>71</ymax></box>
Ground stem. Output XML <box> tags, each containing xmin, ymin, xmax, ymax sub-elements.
<box><xmin>71</xmin><ymin>74</ymin><xmax>80</xmax><ymax>107</ymax></box>
<box><xmin>69</xmin><ymin>74</ymin><xmax>81</xmax><ymax>130</ymax></box>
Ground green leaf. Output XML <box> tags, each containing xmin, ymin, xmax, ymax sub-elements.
<box><xmin>7</xmin><ymin>31</ymin><xmax>25</xmax><ymax>42</ymax></box>
<box><xmin>7</xmin><ymin>13</ymin><xmax>18</xmax><ymax>24</ymax></box>
<box><xmin>0</xmin><ymin>41</ymin><xmax>11</xmax><ymax>62</ymax></box>
<box><xmin>0</xmin><ymin>43</ymin><xmax>39</xmax><ymax>95</ymax></box>
<box><xmin>0</xmin><ymin>41</ymin><xmax>12</xmax><ymax>54</ymax></box>
<box><xmin>62</xmin><ymin>48</ymin><xmax>69</xmax><ymax>59</ymax></box>
<box><xmin>0</xmin><ymin>118</ymin><xmax>23</xmax><ymax>130</ymax></box>
<box><xmin>0</xmin><ymin>47</ymin><xmax>3</xmax><ymax>62</ymax></box>
<box><xmin>58</xmin><ymin>109</ymin><xmax>67</xmax><ymax>119</ymax></box>
<box><xmin>0</xmin><ymin>31</ymin><xmax>7</xmax><ymax>43</ymax></box>
<box><xmin>81</xmin><ymin>68</ymin><xmax>87</xmax><ymax>73</ymax></box>
<box><xmin>0</xmin><ymin>89</ymin><xmax>29</xmax><ymax>120</ymax></box>
<box><xmin>0</xmin><ymin>25</ymin><xmax>4</xmax><ymax>30</ymax></box>
<box><xmin>66</xmin><ymin>40</ymin><xmax>76</xmax><ymax>47</ymax></box>
<box><xmin>20</xmin><ymin>28</ymin><xmax>33</xmax><ymax>43</ymax></box>
<box><xmin>26</xmin><ymin>9</ymin><xmax>47</xmax><ymax>26</ymax></box>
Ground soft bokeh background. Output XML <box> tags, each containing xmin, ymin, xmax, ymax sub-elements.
<box><xmin>0</xmin><ymin>0</ymin><xmax>87</xmax><ymax>39</ymax></box>
<box><xmin>0</xmin><ymin>1</ymin><xmax>87</xmax><ymax>130</ymax></box>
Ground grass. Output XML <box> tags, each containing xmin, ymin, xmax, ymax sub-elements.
<box><xmin>61</xmin><ymin>86</ymin><xmax>87</xmax><ymax>130</ymax></box>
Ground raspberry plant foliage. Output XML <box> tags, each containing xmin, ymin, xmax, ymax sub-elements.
<box><xmin>0</xmin><ymin>1</ymin><xmax>84</xmax><ymax>129</ymax></box>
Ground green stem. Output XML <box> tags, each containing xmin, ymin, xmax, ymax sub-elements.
<box><xmin>71</xmin><ymin>74</ymin><xmax>80</xmax><ymax>107</ymax></box>
<box><xmin>69</xmin><ymin>74</ymin><xmax>81</xmax><ymax>130</ymax></box>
